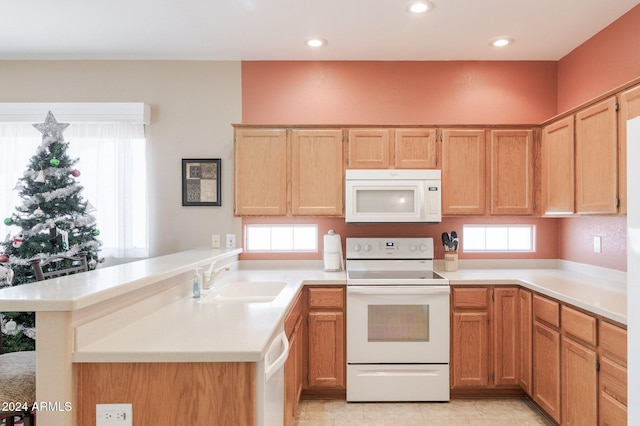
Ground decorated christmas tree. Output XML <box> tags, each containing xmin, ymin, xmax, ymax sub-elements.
<box><xmin>1</xmin><ymin>111</ymin><xmax>103</xmax><ymax>351</ymax></box>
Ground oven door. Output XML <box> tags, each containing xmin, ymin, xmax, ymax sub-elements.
<box><xmin>347</xmin><ymin>285</ymin><xmax>450</xmax><ymax>364</ymax></box>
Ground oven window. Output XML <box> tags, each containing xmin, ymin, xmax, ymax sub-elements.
<box><xmin>356</xmin><ymin>189</ymin><xmax>415</xmax><ymax>213</ymax></box>
<box><xmin>367</xmin><ymin>305</ymin><xmax>429</xmax><ymax>342</ymax></box>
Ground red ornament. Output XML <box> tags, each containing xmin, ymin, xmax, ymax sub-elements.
<box><xmin>0</xmin><ymin>254</ymin><xmax>8</xmax><ymax>263</ymax></box>
<box><xmin>72</xmin><ymin>169</ymin><xmax>81</xmax><ymax>177</ymax></box>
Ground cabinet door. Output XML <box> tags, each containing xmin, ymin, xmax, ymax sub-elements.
<box><xmin>618</xmin><ymin>84</ymin><xmax>640</xmax><ymax>215</ymax></box>
<box><xmin>575</xmin><ymin>97</ymin><xmax>618</xmax><ymax>214</ymax></box>
<box><xmin>291</xmin><ymin>129</ymin><xmax>344</xmax><ymax>216</ymax></box>
<box><xmin>234</xmin><ymin>128</ymin><xmax>288</xmax><ymax>215</ymax></box>
<box><xmin>441</xmin><ymin>129</ymin><xmax>486</xmax><ymax>215</ymax></box>
<box><xmin>307</xmin><ymin>311</ymin><xmax>345</xmax><ymax>389</ymax></box>
<box><xmin>493</xmin><ymin>288</ymin><xmax>519</xmax><ymax>386</ymax></box>
<box><xmin>599</xmin><ymin>358</ymin><xmax>628</xmax><ymax>426</ymax></box>
<box><xmin>452</xmin><ymin>311</ymin><xmax>489</xmax><ymax>388</ymax></box>
<box><xmin>542</xmin><ymin>116</ymin><xmax>575</xmax><ymax>215</ymax></box>
<box><xmin>561</xmin><ymin>337</ymin><xmax>597</xmax><ymax>425</ymax></box>
<box><xmin>284</xmin><ymin>324</ymin><xmax>298</xmax><ymax>426</ymax></box>
<box><xmin>347</xmin><ymin>129</ymin><xmax>391</xmax><ymax>169</ymax></box>
<box><xmin>518</xmin><ymin>289</ymin><xmax>532</xmax><ymax>395</ymax></box>
<box><xmin>532</xmin><ymin>321</ymin><xmax>561</xmax><ymax>424</ymax></box>
<box><xmin>489</xmin><ymin>130</ymin><xmax>534</xmax><ymax>215</ymax></box>
<box><xmin>394</xmin><ymin>128</ymin><xmax>438</xmax><ymax>169</ymax></box>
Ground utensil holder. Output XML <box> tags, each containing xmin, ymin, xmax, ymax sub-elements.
<box><xmin>444</xmin><ymin>252</ymin><xmax>458</xmax><ymax>272</ymax></box>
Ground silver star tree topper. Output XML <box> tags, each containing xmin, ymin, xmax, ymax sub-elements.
<box><xmin>32</xmin><ymin>111</ymin><xmax>70</xmax><ymax>146</ymax></box>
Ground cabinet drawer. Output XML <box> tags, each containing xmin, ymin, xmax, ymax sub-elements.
<box><xmin>533</xmin><ymin>295</ymin><xmax>559</xmax><ymax>327</ymax></box>
<box><xmin>308</xmin><ymin>287</ymin><xmax>344</xmax><ymax>310</ymax></box>
<box><xmin>562</xmin><ymin>305</ymin><xmax>597</xmax><ymax>346</ymax></box>
<box><xmin>600</xmin><ymin>321</ymin><xmax>627</xmax><ymax>367</ymax></box>
<box><xmin>452</xmin><ymin>287</ymin><xmax>489</xmax><ymax>309</ymax></box>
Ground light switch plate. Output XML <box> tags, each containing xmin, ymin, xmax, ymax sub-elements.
<box><xmin>593</xmin><ymin>236</ymin><xmax>602</xmax><ymax>253</ymax></box>
<box><xmin>226</xmin><ymin>234</ymin><xmax>236</xmax><ymax>248</ymax></box>
<box><xmin>211</xmin><ymin>234</ymin><xmax>221</xmax><ymax>248</ymax></box>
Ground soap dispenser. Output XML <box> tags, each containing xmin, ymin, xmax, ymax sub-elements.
<box><xmin>193</xmin><ymin>268</ymin><xmax>202</xmax><ymax>299</ymax></box>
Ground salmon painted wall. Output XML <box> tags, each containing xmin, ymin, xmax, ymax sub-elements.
<box><xmin>242</xmin><ymin>61</ymin><xmax>557</xmax><ymax>125</ymax></box>
<box><xmin>557</xmin><ymin>4</ymin><xmax>640</xmax><ymax>112</ymax></box>
<box><xmin>557</xmin><ymin>217</ymin><xmax>627</xmax><ymax>271</ymax></box>
<box><xmin>240</xmin><ymin>10</ymin><xmax>639</xmax><ymax>271</ymax></box>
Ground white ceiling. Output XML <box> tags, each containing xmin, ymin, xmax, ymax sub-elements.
<box><xmin>1</xmin><ymin>0</ymin><xmax>638</xmax><ymax>61</ymax></box>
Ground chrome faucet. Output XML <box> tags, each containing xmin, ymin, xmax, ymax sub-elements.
<box><xmin>203</xmin><ymin>264</ymin><xmax>230</xmax><ymax>289</ymax></box>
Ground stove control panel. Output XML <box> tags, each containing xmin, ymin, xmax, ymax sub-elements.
<box><xmin>346</xmin><ymin>237</ymin><xmax>434</xmax><ymax>259</ymax></box>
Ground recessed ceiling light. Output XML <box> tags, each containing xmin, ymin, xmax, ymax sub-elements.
<box><xmin>305</xmin><ymin>38</ymin><xmax>327</xmax><ymax>48</ymax></box>
<box><xmin>490</xmin><ymin>37</ymin><xmax>514</xmax><ymax>47</ymax></box>
<box><xmin>407</xmin><ymin>1</ymin><xmax>434</xmax><ymax>14</ymax></box>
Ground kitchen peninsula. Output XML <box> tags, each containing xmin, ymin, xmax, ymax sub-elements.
<box><xmin>0</xmin><ymin>248</ymin><xmax>347</xmax><ymax>425</ymax></box>
<box><xmin>0</xmin><ymin>250</ymin><xmax>627</xmax><ymax>425</ymax></box>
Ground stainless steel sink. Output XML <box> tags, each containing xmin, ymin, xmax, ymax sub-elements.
<box><xmin>199</xmin><ymin>281</ymin><xmax>287</xmax><ymax>304</ymax></box>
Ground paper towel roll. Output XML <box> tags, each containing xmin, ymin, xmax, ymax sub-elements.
<box><xmin>323</xmin><ymin>230</ymin><xmax>343</xmax><ymax>271</ymax></box>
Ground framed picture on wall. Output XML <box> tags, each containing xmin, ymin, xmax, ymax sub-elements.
<box><xmin>182</xmin><ymin>158</ymin><xmax>221</xmax><ymax>206</ymax></box>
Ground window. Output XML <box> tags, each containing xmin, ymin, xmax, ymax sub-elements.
<box><xmin>0</xmin><ymin>121</ymin><xmax>148</xmax><ymax>258</ymax></box>
<box><xmin>462</xmin><ymin>224</ymin><xmax>535</xmax><ymax>252</ymax></box>
<box><xmin>245</xmin><ymin>224</ymin><xmax>318</xmax><ymax>252</ymax></box>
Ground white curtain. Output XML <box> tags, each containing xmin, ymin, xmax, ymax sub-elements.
<box><xmin>0</xmin><ymin>122</ymin><xmax>148</xmax><ymax>258</ymax></box>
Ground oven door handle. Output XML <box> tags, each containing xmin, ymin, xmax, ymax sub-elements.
<box><xmin>347</xmin><ymin>286</ymin><xmax>450</xmax><ymax>296</ymax></box>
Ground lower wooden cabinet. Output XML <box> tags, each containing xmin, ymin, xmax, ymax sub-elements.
<box><xmin>532</xmin><ymin>320</ymin><xmax>561</xmax><ymax>423</ymax></box>
<box><xmin>305</xmin><ymin>286</ymin><xmax>346</xmax><ymax>393</ymax></box>
<box><xmin>532</xmin><ymin>294</ymin><xmax>561</xmax><ymax>424</ymax></box>
<box><xmin>518</xmin><ymin>289</ymin><xmax>532</xmax><ymax>395</ymax></box>
<box><xmin>561</xmin><ymin>337</ymin><xmax>597</xmax><ymax>425</ymax></box>
<box><xmin>599</xmin><ymin>321</ymin><xmax>628</xmax><ymax>425</ymax></box>
<box><xmin>452</xmin><ymin>310</ymin><xmax>489</xmax><ymax>388</ymax></box>
<box><xmin>451</xmin><ymin>286</ymin><xmax>519</xmax><ymax>393</ymax></box>
<box><xmin>284</xmin><ymin>290</ymin><xmax>305</xmax><ymax>426</ymax></box>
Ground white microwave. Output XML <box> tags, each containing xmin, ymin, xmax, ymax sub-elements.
<box><xmin>345</xmin><ymin>169</ymin><xmax>442</xmax><ymax>223</ymax></box>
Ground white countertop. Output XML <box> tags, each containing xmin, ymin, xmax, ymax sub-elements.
<box><xmin>0</xmin><ymin>248</ymin><xmax>243</xmax><ymax>311</ymax></box>
<box><xmin>73</xmin><ymin>266</ymin><xmax>345</xmax><ymax>363</ymax></box>
<box><xmin>440</xmin><ymin>266</ymin><xmax>627</xmax><ymax>325</ymax></box>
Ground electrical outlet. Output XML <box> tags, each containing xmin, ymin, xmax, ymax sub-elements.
<box><xmin>593</xmin><ymin>236</ymin><xmax>602</xmax><ymax>253</ymax></box>
<box><xmin>226</xmin><ymin>234</ymin><xmax>236</xmax><ymax>248</ymax></box>
<box><xmin>96</xmin><ymin>403</ymin><xmax>132</xmax><ymax>426</ymax></box>
<box><xmin>211</xmin><ymin>234</ymin><xmax>221</xmax><ymax>248</ymax></box>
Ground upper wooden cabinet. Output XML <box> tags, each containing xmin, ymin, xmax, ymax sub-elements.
<box><xmin>347</xmin><ymin>128</ymin><xmax>391</xmax><ymax>168</ymax></box>
<box><xmin>234</xmin><ymin>128</ymin><xmax>288</xmax><ymax>215</ymax></box>
<box><xmin>346</xmin><ymin>128</ymin><xmax>438</xmax><ymax>169</ymax></box>
<box><xmin>234</xmin><ymin>127</ymin><xmax>344</xmax><ymax>216</ymax></box>
<box><xmin>489</xmin><ymin>130</ymin><xmax>534</xmax><ymax>215</ymax></box>
<box><xmin>618</xmin><ymin>84</ymin><xmax>640</xmax><ymax>215</ymax></box>
<box><xmin>441</xmin><ymin>129</ymin><xmax>486</xmax><ymax>215</ymax></box>
<box><xmin>541</xmin><ymin>116</ymin><xmax>575</xmax><ymax>215</ymax></box>
<box><xmin>291</xmin><ymin>129</ymin><xmax>344</xmax><ymax>216</ymax></box>
<box><xmin>393</xmin><ymin>128</ymin><xmax>438</xmax><ymax>169</ymax></box>
<box><xmin>575</xmin><ymin>96</ymin><xmax>618</xmax><ymax>214</ymax></box>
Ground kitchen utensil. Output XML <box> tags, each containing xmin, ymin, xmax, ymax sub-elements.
<box><xmin>441</xmin><ymin>232</ymin><xmax>450</xmax><ymax>251</ymax></box>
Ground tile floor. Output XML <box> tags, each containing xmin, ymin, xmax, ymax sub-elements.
<box><xmin>295</xmin><ymin>398</ymin><xmax>554</xmax><ymax>426</ymax></box>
